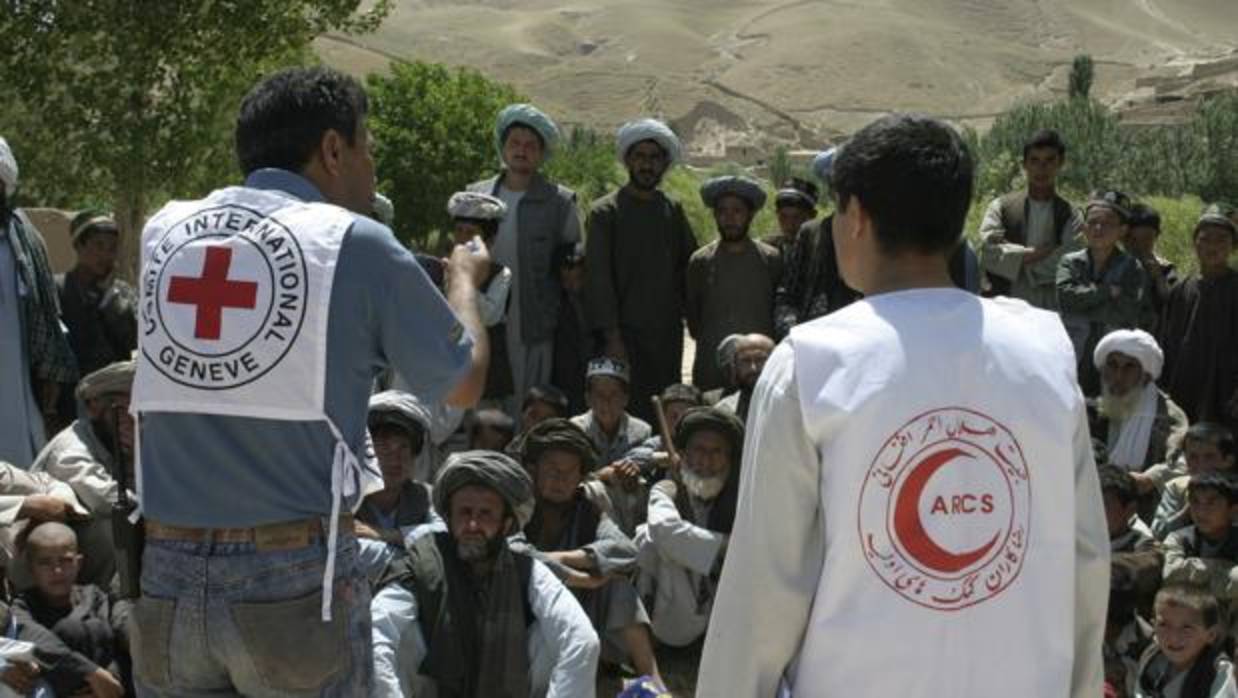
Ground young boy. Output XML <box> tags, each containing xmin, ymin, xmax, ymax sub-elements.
<box><xmin>1153</xmin><ymin>423</ymin><xmax>1237</xmax><ymax>539</ymax></box>
<box><xmin>1163</xmin><ymin>473</ymin><xmax>1238</xmax><ymax>596</ymax></box>
<box><xmin>467</xmin><ymin>407</ymin><xmax>516</xmax><ymax>452</ymax></box>
<box><xmin>14</xmin><ymin>522</ymin><xmax>128</xmax><ymax>698</ymax></box>
<box><xmin>552</xmin><ymin>242</ymin><xmax>592</xmax><ymax>416</ymax></box>
<box><xmin>571</xmin><ymin>358</ymin><xmax>652</xmax><ymax>536</ymax></box>
<box><xmin>1135</xmin><ymin>584</ymin><xmax>1237</xmax><ymax>697</ymax></box>
<box><xmin>1057</xmin><ymin>189</ymin><xmax>1146</xmax><ymax>396</ymax></box>
<box><xmin>1125</xmin><ymin>203</ymin><xmax>1177</xmax><ymax>334</ymax></box>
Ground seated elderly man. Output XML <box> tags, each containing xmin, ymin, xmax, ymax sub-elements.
<box><xmin>27</xmin><ymin>361</ymin><xmax>136</xmax><ymax>587</ymax></box>
<box><xmin>513</xmin><ymin>419</ymin><xmax>663</xmax><ymax>688</ymax></box>
<box><xmin>1089</xmin><ymin>329</ymin><xmax>1187</xmax><ymax>497</ymax></box>
<box><xmin>356</xmin><ymin>391</ymin><xmax>442</xmax><ymax>548</ymax></box>
<box><xmin>635</xmin><ymin>407</ymin><xmax>744</xmax><ymax>648</ymax></box>
<box><xmin>716</xmin><ymin>333</ymin><xmax>775</xmax><ymax>423</ymax></box>
<box><xmin>370</xmin><ymin>451</ymin><xmax>599</xmax><ymax>698</ymax></box>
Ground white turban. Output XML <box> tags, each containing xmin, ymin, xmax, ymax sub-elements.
<box><xmin>1093</xmin><ymin>329</ymin><xmax>1163</xmax><ymax>380</ymax></box>
<box><xmin>616</xmin><ymin>119</ymin><xmax>682</xmax><ymax>165</ymax></box>
<box><xmin>0</xmin><ymin>137</ymin><xmax>17</xmax><ymax>194</ymax></box>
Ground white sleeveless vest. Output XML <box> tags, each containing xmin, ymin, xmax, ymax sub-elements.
<box><xmin>132</xmin><ymin>186</ymin><xmax>383</xmax><ymax>620</ymax></box>
<box><xmin>784</xmin><ymin>290</ymin><xmax>1084</xmax><ymax>697</ymax></box>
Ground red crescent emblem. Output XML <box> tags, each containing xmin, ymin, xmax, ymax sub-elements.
<box><xmin>892</xmin><ymin>447</ymin><xmax>1000</xmax><ymax>574</ymax></box>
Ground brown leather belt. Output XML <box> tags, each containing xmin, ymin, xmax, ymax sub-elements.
<box><xmin>145</xmin><ymin>515</ymin><xmax>353</xmax><ymax>552</ymax></box>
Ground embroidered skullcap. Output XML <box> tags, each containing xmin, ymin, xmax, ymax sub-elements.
<box><xmin>0</xmin><ymin>137</ymin><xmax>16</xmax><ymax>193</ymax></box>
<box><xmin>811</xmin><ymin>147</ymin><xmax>837</xmax><ymax>183</ymax></box>
<box><xmin>447</xmin><ymin>191</ymin><xmax>507</xmax><ymax>222</ymax></box>
<box><xmin>586</xmin><ymin>356</ymin><xmax>630</xmax><ymax>384</ymax></box>
<box><xmin>69</xmin><ymin>210</ymin><xmax>118</xmax><ymax>244</ymax></box>
<box><xmin>433</xmin><ymin>450</ymin><xmax>535</xmax><ymax>529</ymax></box>
<box><xmin>1093</xmin><ymin>329</ymin><xmax>1163</xmax><ymax>380</ymax></box>
<box><xmin>775</xmin><ymin>177</ymin><xmax>819</xmax><ymax>210</ymax></box>
<box><xmin>672</xmin><ymin>406</ymin><xmax>745</xmax><ymax>455</ymax></box>
<box><xmin>368</xmin><ymin>390</ymin><xmax>431</xmax><ymax>445</ymax></box>
<box><xmin>616</xmin><ymin>118</ymin><xmax>682</xmax><ymax>165</ymax></box>
<box><xmin>371</xmin><ymin>193</ymin><xmax>394</xmax><ymax>227</ymax></box>
<box><xmin>75</xmin><ymin>360</ymin><xmax>135</xmax><ymax>402</ymax></box>
<box><xmin>700</xmin><ymin>175</ymin><xmax>767</xmax><ymax>211</ymax></box>
<box><xmin>1196</xmin><ymin>203</ymin><xmax>1237</xmax><ymax>238</ymax></box>
<box><xmin>517</xmin><ymin>418</ymin><xmax>599</xmax><ymax>473</ymax></box>
<box><xmin>1085</xmin><ymin>189</ymin><xmax>1132</xmax><ymax>223</ymax></box>
<box><xmin>495</xmin><ymin>103</ymin><xmax>560</xmax><ymax>159</ymax></box>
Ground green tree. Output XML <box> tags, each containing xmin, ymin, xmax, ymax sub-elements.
<box><xmin>0</xmin><ymin>1</ymin><xmax>391</xmax><ymax>275</ymax></box>
<box><xmin>542</xmin><ymin>126</ymin><xmax>623</xmax><ymax>208</ymax></box>
<box><xmin>366</xmin><ymin>61</ymin><xmax>521</xmax><ymax>249</ymax></box>
<box><xmin>1069</xmin><ymin>54</ymin><xmax>1095</xmax><ymax>100</ymax></box>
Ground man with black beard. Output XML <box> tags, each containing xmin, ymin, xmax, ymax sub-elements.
<box><xmin>1089</xmin><ymin>329</ymin><xmax>1187</xmax><ymax>499</ymax></box>
<box><xmin>716</xmin><ymin>333</ymin><xmax>775</xmax><ymax>423</ymax></box>
<box><xmin>686</xmin><ymin>176</ymin><xmax>781</xmax><ymax>391</ymax></box>
<box><xmin>634</xmin><ymin>407</ymin><xmax>743</xmax><ymax>649</ymax></box>
<box><xmin>29</xmin><ymin>361</ymin><xmax>136</xmax><ymax>587</ymax></box>
<box><xmin>0</xmin><ymin>136</ymin><xmax>77</xmax><ymax>467</ymax></box>
<box><xmin>370</xmin><ymin>450</ymin><xmax>599</xmax><ymax>698</ymax></box>
<box><xmin>585</xmin><ymin>119</ymin><xmax>697</xmax><ymax>423</ymax></box>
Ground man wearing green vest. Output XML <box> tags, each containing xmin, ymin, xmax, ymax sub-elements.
<box><xmin>978</xmin><ymin>128</ymin><xmax>1083</xmax><ymax>310</ymax></box>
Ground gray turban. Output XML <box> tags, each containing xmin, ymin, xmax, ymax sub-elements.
<box><xmin>495</xmin><ymin>103</ymin><xmax>560</xmax><ymax>160</ymax></box>
<box><xmin>616</xmin><ymin>119</ymin><xmax>682</xmax><ymax>165</ymax></box>
<box><xmin>447</xmin><ymin>191</ymin><xmax>507</xmax><ymax>221</ymax></box>
<box><xmin>716</xmin><ymin>334</ymin><xmax>743</xmax><ymax>372</ymax></box>
<box><xmin>433</xmin><ymin>450</ymin><xmax>535</xmax><ymax>530</ymax></box>
<box><xmin>0</xmin><ymin>137</ymin><xmax>17</xmax><ymax>193</ymax></box>
<box><xmin>700</xmin><ymin>175</ymin><xmax>767</xmax><ymax>211</ymax></box>
<box><xmin>517</xmin><ymin>418</ymin><xmax>599</xmax><ymax>473</ymax></box>
<box><xmin>368</xmin><ymin>390</ymin><xmax>431</xmax><ymax>445</ymax></box>
<box><xmin>673</xmin><ymin>406</ymin><xmax>745</xmax><ymax>456</ymax></box>
<box><xmin>371</xmin><ymin>193</ymin><xmax>394</xmax><ymax>227</ymax></box>
<box><xmin>75</xmin><ymin>361</ymin><xmax>134</xmax><ymax>402</ymax></box>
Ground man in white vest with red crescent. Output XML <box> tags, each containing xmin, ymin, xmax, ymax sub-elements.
<box><xmin>128</xmin><ymin>67</ymin><xmax>491</xmax><ymax>696</ymax></box>
<box><xmin>698</xmin><ymin>113</ymin><xmax>1109</xmax><ymax>698</ymax></box>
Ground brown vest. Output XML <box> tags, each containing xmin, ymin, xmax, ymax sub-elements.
<box><xmin>986</xmin><ymin>191</ymin><xmax>1075</xmax><ymax>296</ymax></box>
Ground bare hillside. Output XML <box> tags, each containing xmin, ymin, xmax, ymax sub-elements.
<box><xmin>316</xmin><ymin>0</ymin><xmax>1238</xmax><ymax>159</ymax></box>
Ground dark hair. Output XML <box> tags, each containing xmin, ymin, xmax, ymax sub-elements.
<box><xmin>502</xmin><ymin>123</ymin><xmax>545</xmax><ymax>151</ymax></box>
<box><xmin>829</xmin><ymin>113</ymin><xmax>974</xmax><ymax>256</ymax></box>
<box><xmin>1128</xmin><ymin>203</ymin><xmax>1161</xmax><ymax>232</ymax></box>
<box><xmin>470</xmin><ymin>408</ymin><xmax>515</xmax><ymax>439</ymax></box>
<box><xmin>1022</xmin><ymin>128</ymin><xmax>1067</xmax><ymax>160</ymax></box>
<box><xmin>1149</xmin><ymin>585</ymin><xmax>1224</xmax><ymax>697</ymax></box>
<box><xmin>522</xmin><ymin>384</ymin><xmax>570</xmax><ymax>415</ymax></box>
<box><xmin>1185</xmin><ymin>422</ymin><xmax>1237</xmax><ymax>459</ymax></box>
<box><xmin>235</xmin><ymin>67</ymin><xmax>369</xmax><ymax>176</ymax></box>
<box><xmin>1098</xmin><ymin>465</ymin><xmax>1138</xmax><ymax>505</ymax></box>
<box><xmin>1188</xmin><ymin>472</ymin><xmax>1238</xmax><ymax>505</ymax></box>
<box><xmin>69</xmin><ymin>209</ymin><xmax>118</xmax><ymax>247</ymax></box>
<box><xmin>660</xmin><ymin>383</ymin><xmax>703</xmax><ymax>407</ymax></box>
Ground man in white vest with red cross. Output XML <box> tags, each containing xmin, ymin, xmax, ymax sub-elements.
<box><xmin>698</xmin><ymin>113</ymin><xmax>1110</xmax><ymax>698</ymax></box>
<box><xmin>128</xmin><ymin>67</ymin><xmax>490</xmax><ymax>696</ymax></box>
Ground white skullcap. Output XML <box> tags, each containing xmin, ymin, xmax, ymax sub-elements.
<box><xmin>1093</xmin><ymin>329</ymin><xmax>1163</xmax><ymax>380</ymax></box>
<box><xmin>616</xmin><ymin>119</ymin><xmax>682</xmax><ymax>165</ymax></box>
<box><xmin>0</xmin><ymin>137</ymin><xmax>17</xmax><ymax>194</ymax></box>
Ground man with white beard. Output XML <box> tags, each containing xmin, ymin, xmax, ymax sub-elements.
<box><xmin>1091</xmin><ymin>329</ymin><xmax>1187</xmax><ymax>497</ymax></box>
<box><xmin>634</xmin><ymin>406</ymin><xmax>744</xmax><ymax>648</ymax></box>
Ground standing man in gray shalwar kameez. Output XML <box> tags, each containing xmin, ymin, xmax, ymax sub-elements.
<box><xmin>470</xmin><ymin>104</ymin><xmax>581</xmax><ymax>413</ymax></box>
<box><xmin>0</xmin><ymin>136</ymin><xmax>77</xmax><ymax>467</ymax></box>
<box><xmin>977</xmin><ymin>128</ymin><xmax>1082</xmax><ymax>309</ymax></box>
<box><xmin>586</xmin><ymin>119</ymin><xmax>697</xmax><ymax>424</ymax></box>
<box><xmin>512</xmin><ymin>419</ymin><xmax>664</xmax><ymax>689</ymax></box>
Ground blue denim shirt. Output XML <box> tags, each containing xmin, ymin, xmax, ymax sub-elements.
<box><xmin>139</xmin><ymin>169</ymin><xmax>471</xmax><ymax>527</ymax></box>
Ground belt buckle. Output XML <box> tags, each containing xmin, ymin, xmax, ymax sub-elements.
<box><xmin>254</xmin><ymin>520</ymin><xmax>311</xmax><ymax>552</ymax></box>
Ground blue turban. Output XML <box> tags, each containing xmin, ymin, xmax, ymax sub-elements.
<box><xmin>495</xmin><ymin>103</ymin><xmax>560</xmax><ymax>161</ymax></box>
<box><xmin>812</xmin><ymin>147</ymin><xmax>837</xmax><ymax>183</ymax></box>
<box><xmin>616</xmin><ymin>119</ymin><xmax>682</xmax><ymax>165</ymax></box>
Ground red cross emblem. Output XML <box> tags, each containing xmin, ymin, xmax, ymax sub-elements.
<box><xmin>166</xmin><ymin>246</ymin><xmax>259</xmax><ymax>340</ymax></box>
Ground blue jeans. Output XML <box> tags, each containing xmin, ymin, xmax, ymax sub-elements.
<box><xmin>129</xmin><ymin>533</ymin><xmax>371</xmax><ymax>697</ymax></box>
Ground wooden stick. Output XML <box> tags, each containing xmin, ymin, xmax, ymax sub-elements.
<box><xmin>651</xmin><ymin>395</ymin><xmax>681</xmax><ymax>464</ymax></box>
